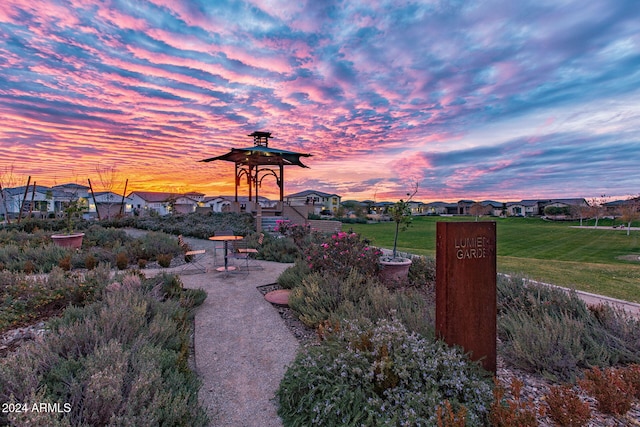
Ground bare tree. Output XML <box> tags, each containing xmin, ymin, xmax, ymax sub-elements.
<box><xmin>95</xmin><ymin>165</ymin><xmax>123</xmax><ymax>219</ymax></box>
<box><xmin>588</xmin><ymin>196</ymin><xmax>606</xmax><ymax>228</ymax></box>
<box><xmin>618</xmin><ymin>196</ymin><xmax>640</xmax><ymax>236</ymax></box>
<box><xmin>0</xmin><ymin>165</ymin><xmax>22</xmax><ymax>223</ymax></box>
<box><xmin>469</xmin><ymin>202</ymin><xmax>487</xmax><ymax>221</ymax></box>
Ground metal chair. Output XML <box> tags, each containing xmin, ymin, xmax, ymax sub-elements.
<box><xmin>229</xmin><ymin>240</ymin><xmax>251</xmax><ymax>274</ymax></box>
<box><xmin>178</xmin><ymin>235</ymin><xmax>207</xmax><ymax>274</ymax></box>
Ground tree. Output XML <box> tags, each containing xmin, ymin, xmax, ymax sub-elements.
<box><xmin>588</xmin><ymin>196</ymin><xmax>606</xmax><ymax>228</ymax></box>
<box><xmin>387</xmin><ymin>183</ymin><xmax>419</xmax><ymax>259</ymax></box>
<box><xmin>469</xmin><ymin>203</ymin><xmax>488</xmax><ymax>221</ymax></box>
<box><xmin>618</xmin><ymin>197</ymin><xmax>640</xmax><ymax>236</ymax></box>
<box><xmin>95</xmin><ymin>165</ymin><xmax>125</xmax><ymax>219</ymax></box>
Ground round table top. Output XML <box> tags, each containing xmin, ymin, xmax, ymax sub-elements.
<box><xmin>208</xmin><ymin>235</ymin><xmax>244</xmax><ymax>241</ymax></box>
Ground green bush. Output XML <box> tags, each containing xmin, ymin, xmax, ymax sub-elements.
<box><xmin>276</xmin><ymin>260</ymin><xmax>311</xmax><ymax>289</ymax></box>
<box><xmin>256</xmin><ymin>235</ymin><xmax>301</xmax><ymax>263</ymax></box>
<box><xmin>277</xmin><ymin>318</ymin><xmax>492</xmax><ymax>426</ymax></box>
<box><xmin>288</xmin><ymin>266</ymin><xmax>435</xmax><ymax>337</ymax></box>
<box><xmin>0</xmin><ymin>274</ymin><xmax>208</xmax><ymax>426</ymax></box>
<box><xmin>497</xmin><ymin>276</ymin><xmax>640</xmax><ymax>381</ymax></box>
<box><xmin>0</xmin><ymin>264</ymin><xmax>110</xmax><ymax>334</ymax></box>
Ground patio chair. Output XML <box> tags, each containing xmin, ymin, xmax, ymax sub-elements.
<box><xmin>228</xmin><ymin>240</ymin><xmax>254</xmax><ymax>273</ymax></box>
<box><xmin>236</xmin><ymin>233</ymin><xmax>264</xmax><ymax>270</ymax></box>
<box><xmin>178</xmin><ymin>235</ymin><xmax>207</xmax><ymax>274</ymax></box>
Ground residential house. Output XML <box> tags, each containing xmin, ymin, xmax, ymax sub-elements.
<box><xmin>92</xmin><ymin>191</ymin><xmax>133</xmax><ymax>219</ymax></box>
<box><xmin>507</xmin><ymin>200</ymin><xmax>541</xmax><ymax>217</ymax></box>
<box><xmin>457</xmin><ymin>200</ymin><xmax>475</xmax><ymax>215</ymax></box>
<box><xmin>128</xmin><ymin>191</ymin><xmax>199</xmax><ymax>216</ymax></box>
<box><xmin>424</xmin><ymin>202</ymin><xmax>457</xmax><ymax>215</ymax></box>
<box><xmin>480</xmin><ymin>200</ymin><xmax>505</xmax><ymax>217</ymax></box>
<box><xmin>540</xmin><ymin>198</ymin><xmax>589</xmax><ymax>218</ymax></box>
<box><xmin>201</xmin><ymin>195</ymin><xmax>275</xmax><ymax>213</ymax></box>
<box><xmin>285</xmin><ymin>190</ymin><xmax>341</xmax><ymax>214</ymax></box>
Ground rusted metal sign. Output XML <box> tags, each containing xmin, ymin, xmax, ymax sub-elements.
<box><xmin>436</xmin><ymin>221</ymin><xmax>497</xmax><ymax>373</ymax></box>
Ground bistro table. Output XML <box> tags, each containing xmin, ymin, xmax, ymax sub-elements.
<box><xmin>208</xmin><ymin>235</ymin><xmax>244</xmax><ymax>273</ymax></box>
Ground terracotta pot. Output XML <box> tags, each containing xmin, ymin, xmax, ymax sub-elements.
<box><xmin>378</xmin><ymin>257</ymin><xmax>412</xmax><ymax>283</ymax></box>
<box><xmin>51</xmin><ymin>233</ymin><xmax>85</xmax><ymax>249</ymax></box>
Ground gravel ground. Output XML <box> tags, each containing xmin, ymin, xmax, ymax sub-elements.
<box><xmin>175</xmin><ymin>250</ymin><xmax>298</xmax><ymax>426</ymax></box>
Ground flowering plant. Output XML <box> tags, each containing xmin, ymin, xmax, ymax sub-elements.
<box><xmin>304</xmin><ymin>231</ymin><xmax>382</xmax><ymax>278</ymax></box>
<box><xmin>274</xmin><ymin>219</ymin><xmax>312</xmax><ymax>248</ymax></box>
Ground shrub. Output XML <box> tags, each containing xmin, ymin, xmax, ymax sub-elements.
<box><xmin>85</xmin><ymin>253</ymin><xmax>97</xmax><ymax>270</ymax></box>
<box><xmin>578</xmin><ymin>366</ymin><xmax>635</xmax><ymax>415</ymax></box>
<box><xmin>497</xmin><ymin>275</ymin><xmax>640</xmax><ymax>380</ymax></box>
<box><xmin>138</xmin><ymin>258</ymin><xmax>148</xmax><ymax>269</ymax></box>
<box><xmin>621</xmin><ymin>364</ymin><xmax>640</xmax><ymax>400</ymax></box>
<box><xmin>277</xmin><ymin>318</ymin><xmax>492</xmax><ymax>426</ymax></box>
<box><xmin>256</xmin><ymin>235</ymin><xmax>301</xmax><ymax>263</ymax></box>
<box><xmin>58</xmin><ymin>255</ymin><xmax>72</xmax><ymax>271</ymax></box>
<box><xmin>115</xmin><ymin>251</ymin><xmax>129</xmax><ymax>270</ymax></box>
<box><xmin>276</xmin><ymin>260</ymin><xmax>311</xmax><ymax>289</ymax></box>
<box><xmin>23</xmin><ymin>260</ymin><xmax>36</xmax><ymax>274</ymax></box>
<box><xmin>0</xmin><ymin>274</ymin><xmax>208</xmax><ymax>426</ymax></box>
<box><xmin>157</xmin><ymin>254</ymin><xmax>172</xmax><ymax>268</ymax></box>
<box><xmin>304</xmin><ymin>231</ymin><xmax>382</xmax><ymax>279</ymax></box>
<box><xmin>545</xmin><ymin>384</ymin><xmax>592</xmax><ymax>427</ymax></box>
<box><xmin>436</xmin><ymin>401</ymin><xmax>468</xmax><ymax>427</ymax></box>
<box><xmin>489</xmin><ymin>377</ymin><xmax>542</xmax><ymax>427</ymax></box>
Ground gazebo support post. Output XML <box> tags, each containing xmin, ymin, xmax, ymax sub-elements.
<box><xmin>279</xmin><ymin>164</ymin><xmax>284</xmax><ymax>202</ymax></box>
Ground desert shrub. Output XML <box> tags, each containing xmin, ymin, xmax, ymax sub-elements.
<box><xmin>256</xmin><ymin>235</ymin><xmax>301</xmax><ymax>263</ymax></box>
<box><xmin>0</xmin><ymin>265</ymin><xmax>110</xmax><ymax>333</ymax></box>
<box><xmin>84</xmin><ymin>253</ymin><xmax>97</xmax><ymax>270</ymax></box>
<box><xmin>621</xmin><ymin>364</ymin><xmax>640</xmax><ymax>400</ymax></box>
<box><xmin>489</xmin><ymin>377</ymin><xmax>542</xmax><ymax>427</ymax></box>
<box><xmin>138</xmin><ymin>258</ymin><xmax>148</xmax><ymax>269</ymax></box>
<box><xmin>588</xmin><ymin>303</ymin><xmax>640</xmax><ymax>361</ymax></box>
<box><xmin>578</xmin><ymin>366</ymin><xmax>635</xmax><ymax>415</ymax></box>
<box><xmin>497</xmin><ymin>276</ymin><xmax>640</xmax><ymax>380</ymax></box>
<box><xmin>436</xmin><ymin>400</ymin><xmax>468</xmax><ymax>427</ymax></box>
<box><xmin>499</xmin><ymin>310</ymin><xmax>587</xmax><ymax>381</ymax></box>
<box><xmin>58</xmin><ymin>255</ymin><xmax>72</xmax><ymax>271</ymax></box>
<box><xmin>83</xmin><ymin>225</ymin><xmax>131</xmax><ymax>248</ymax></box>
<box><xmin>117</xmin><ymin>211</ymin><xmax>254</xmax><ymax>239</ymax></box>
<box><xmin>157</xmin><ymin>253</ymin><xmax>173</xmax><ymax>268</ymax></box>
<box><xmin>545</xmin><ymin>384</ymin><xmax>592</xmax><ymax>427</ymax></box>
<box><xmin>23</xmin><ymin>259</ymin><xmax>36</xmax><ymax>274</ymax></box>
<box><xmin>115</xmin><ymin>251</ymin><xmax>129</xmax><ymax>270</ymax></box>
<box><xmin>0</xmin><ymin>275</ymin><xmax>208</xmax><ymax>426</ymax></box>
<box><xmin>289</xmin><ymin>269</ymin><xmax>375</xmax><ymax>328</ymax></box>
<box><xmin>277</xmin><ymin>318</ymin><xmax>492</xmax><ymax>426</ymax></box>
<box><xmin>276</xmin><ymin>259</ymin><xmax>311</xmax><ymax>289</ymax></box>
<box><xmin>407</xmin><ymin>254</ymin><xmax>436</xmax><ymax>287</ymax></box>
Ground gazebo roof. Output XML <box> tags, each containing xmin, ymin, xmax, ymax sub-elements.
<box><xmin>200</xmin><ymin>144</ymin><xmax>311</xmax><ymax>167</ymax></box>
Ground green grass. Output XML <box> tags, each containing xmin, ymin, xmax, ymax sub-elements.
<box><xmin>344</xmin><ymin>216</ymin><xmax>640</xmax><ymax>303</ymax></box>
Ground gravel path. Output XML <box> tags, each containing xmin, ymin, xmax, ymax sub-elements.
<box><xmin>124</xmin><ymin>232</ymin><xmax>299</xmax><ymax>426</ymax></box>
<box><xmin>179</xmin><ymin>261</ymin><xmax>298</xmax><ymax>427</ymax></box>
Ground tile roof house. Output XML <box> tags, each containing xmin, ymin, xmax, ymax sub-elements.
<box><xmin>128</xmin><ymin>191</ymin><xmax>199</xmax><ymax>216</ymax></box>
<box><xmin>285</xmin><ymin>190</ymin><xmax>341</xmax><ymax>214</ymax></box>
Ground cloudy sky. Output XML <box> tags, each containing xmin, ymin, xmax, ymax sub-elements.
<box><xmin>1</xmin><ymin>0</ymin><xmax>639</xmax><ymax>202</ymax></box>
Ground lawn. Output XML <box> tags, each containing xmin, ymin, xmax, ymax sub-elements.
<box><xmin>344</xmin><ymin>216</ymin><xmax>640</xmax><ymax>303</ymax></box>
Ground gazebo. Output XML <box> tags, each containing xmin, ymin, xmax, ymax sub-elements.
<box><xmin>200</xmin><ymin>131</ymin><xmax>312</xmax><ymax>209</ymax></box>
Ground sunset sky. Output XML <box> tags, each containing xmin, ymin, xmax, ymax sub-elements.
<box><xmin>1</xmin><ymin>0</ymin><xmax>639</xmax><ymax>202</ymax></box>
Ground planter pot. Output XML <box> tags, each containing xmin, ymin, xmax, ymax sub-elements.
<box><xmin>51</xmin><ymin>233</ymin><xmax>85</xmax><ymax>249</ymax></box>
<box><xmin>378</xmin><ymin>257</ymin><xmax>412</xmax><ymax>284</ymax></box>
